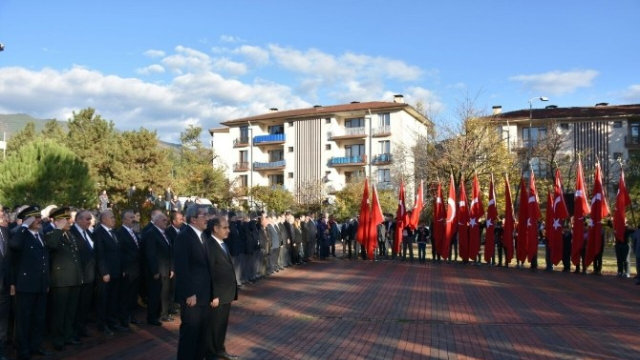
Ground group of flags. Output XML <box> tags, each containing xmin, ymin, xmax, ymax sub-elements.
<box><xmin>356</xmin><ymin>157</ymin><xmax>633</xmax><ymax>266</ymax></box>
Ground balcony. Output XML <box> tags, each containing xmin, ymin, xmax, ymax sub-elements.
<box><xmin>233</xmin><ymin>162</ymin><xmax>249</xmax><ymax>172</ymax></box>
<box><xmin>253</xmin><ymin>160</ymin><xmax>286</xmax><ymax>171</ymax></box>
<box><xmin>328</xmin><ymin>127</ymin><xmax>366</xmax><ymax>141</ymax></box>
<box><xmin>625</xmin><ymin>135</ymin><xmax>640</xmax><ymax>149</ymax></box>
<box><xmin>328</xmin><ymin>155</ymin><xmax>367</xmax><ymax>167</ymax></box>
<box><xmin>253</xmin><ymin>134</ymin><xmax>285</xmax><ymax>146</ymax></box>
<box><xmin>372</xmin><ymin>125</ymin><xmax>392</xmax><ymax>137</ymax></box>
<box><xmin>371</xmin><ymin>153</ymin><xmax>393</xmax><ymax>165</ymax></box>
<box><xmin>233</xmin><ymin>137</ymin><xmax>249</xmax><ymax>147</ymax></box>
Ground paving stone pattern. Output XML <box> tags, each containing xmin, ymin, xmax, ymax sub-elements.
<box><xmin>52</xmin><ymin>258</ymin><xmax>640</xmax><ymax>360</ymax></box>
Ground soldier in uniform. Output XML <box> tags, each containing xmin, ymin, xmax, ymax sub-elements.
<box><xmin>45</xmin><ymin>207</ymin><xmax>83</xmax><ymax>351</ymax></box>
<box><xmin>9</xmin><ymin>206</ymin><xmax>53</xmax><ymax>360</ymax></box>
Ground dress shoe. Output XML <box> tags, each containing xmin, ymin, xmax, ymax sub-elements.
<box><xmin>216</xmin><ymin>352</ymin><xmax>240</xmax><ymax>360</ymax></box>
<box><xmin>160</xmin><ymin>316</ymin><xmax>174</xmax><ymax>322</ymax></box>
<box><xmin>148</xmin><ymin>320</ymin><xmax>162</xmax><ymax>326</ymax></box>
<box><xmin>31</xmin><ymin>348</ymin><xmax>53</xmax><ymax>356</ymax></box>
<box><xmin>130</xmin><ymin>318</ymin><xmax>142</xmax><ymax>325</ymax></box>
<box><xmin>65</xmin><ymin>338</ymin><xmax>83</xmax><ymax>345</ymax></box>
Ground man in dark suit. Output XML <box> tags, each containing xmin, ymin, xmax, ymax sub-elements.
<box><xmin>70</xmin><ymin>210</ymin><xmax>96</xmax><ymax>338</ymax></box>
<box><xmin>94</xmin><ymin>210</ymin><xmax>127</xmax><ymax>335</ymax></box>
<box><xmin>45</xmin><ymin>207</ymin><xmax>83</xmax><ymax>351</ymax></box>
<box><xmin>0</xmin><ymin>205</ymin><xmax>12</xmax><ymax>360</ymax></box>
<box><xmin>143</xmin><ymin>212</ymin><xmax>173</xmax><ymax>325</ymax></box>
<box><xmin>165</xmin><ymin>211</ymin><xmax>183</xmax><ymax>315</ymax></box>
<box><xmin>9</xmin><ymin>206</ymin><xmax>53</xmax><ymax>360</ymax></box>
<box><xmin>116</xmin><ymin>210</ymin><xmax>142</xmax><ymax>326</ymax></box>
<box><xmin>205</xmin><ymin>217</ymin><xmax>239</xmax><ymax>360</ymax></box>
<box><xmin>174</xmin><ymin>204</ymin><xmax>212</xmax><ymax>360</ymax></box>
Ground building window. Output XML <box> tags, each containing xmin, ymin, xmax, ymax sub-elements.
<box><xmin>522</xmin><ymin>127</ymin><xmax>547</xmax><ymax>146</ymax></box>
<box><xmin>289</xmin><ymin>121</ymin><xmax>294</xmax><ymax>127</ymax></box>
<box><xmin>378</xmin><ymin>140</ymin><xmax>390</xmax><ymax>154</ymax></box>
<box><xmin>325</xmin><ymin>118</ymin><xmax>331</xmax><ymax>124</ymax></box>
<box><xmin>288</xmin><ymin>172</ymin><xmax>294</xmax><ymax>179</ymax></box>
<box><xmin>239</xmin><ymin>150</ymin><xmax>248</xmax><ymax>162</ymax></box>
<box><xmin>560</xmin><ymin>123</ymin><xmax>569</xmax><ymax>130</ymax></box>
<box><xmin>239</xmin><ymin>126</ymin><xmax>249</xmax><ymax>140</ymax></box>
<box><xmin>378</xmin><ymin>169</ymin><xmax>391</xmax><ymax>183</ymax></box>
<box><xmin>239</xmin><ymin>175</ymin><xmax>248</xmax><ymax>188</ymax></box>
<box><xmin>630</xmin><ymin>123</ymin><xmax>640</xmax><ymax>144</ymax></box>
<box><xmin>268</xmin><ymin>150</ymin><xmax>284</xmax><ymax>162</ymax></box>
<box><xmin>345</xmin><ymin>118</ymin><xmax>365</xmax><ymax>128</ymax></box>
<box><xmin>378</xmin><ymin>113</ymin><xmax>390</xmax><ymax>127</ymax></box>
<box><xmin>345</xmin><ymin>144</ymin><xmax>365</xmax><ymax>157</ymax></box>
<box><xmin>325</xmin><ymin>144</ymin><xmax>331</xmax><ymax>150</ymax></box>
<box><xmin>268</xmin><ymin>174</ymin><xmax>284</xmax><ymax>186</ymax></box>
<box><xmin>288</xmin><ymin>147</ymin><xmax>294</xmax><ymax>153</ymax></box>
<box><xmin>268</xmin><ymin>125</ymin><xmax>284</xmax><ymax>135</ymax></box>
<box><xmin>613</xmin><ymin>121</ymin><xmax>622</xmax><ymax>128</ymax></box>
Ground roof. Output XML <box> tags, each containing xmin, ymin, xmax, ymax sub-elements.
<box><xmin>218</xmin><ymin>101</ymin><xmax>428</xmax><ymax>127</ymax></box>
<box><xmin>492</xmin><ymin>104</ymin><xmax>640</xmax><ymax>123</ymax></box>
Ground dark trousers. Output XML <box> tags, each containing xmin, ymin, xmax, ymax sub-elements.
<box><xmin>177</xmin><ymin>303</ymin><xmax>211</xmax><ymax>360</ymax></box>
<box><xmin>345</xmin><ymin>240</ymin><xmax>353</xmax><ymax>259</ymax></box>
<box><xmin>205</xmin><ymin>303</ymin><xmax>231</xmax><ymax>358</ymax></box>
<box><xmin>431</xmin><ymin>240</ymin><xmax>440</xmax><ymax>261</ymax></box>
<box><xmin>378</xmin><ymin>239</ymin><xmax>386</xmax><ymax>257</ymax></box>
<box><xmin>74</xmin><ymin>282</ymin><xmax>94</xmax><ymax>334</ymax></box>
<box><xmin>0</xmin><ymin>291</ymin><xmax>9</xmax><ymax>358</ymax></box>
<box><xmin>615</xmin><ymin>242</ymin><xmax>630</xmax><ymax>274</ymax></box>
<box><xmin>418</xmin><ymin>243</ymin><xmax>426</xmax><ymax>262</ymax></box>
<box><xmin>593</xmin><ymin>238</ymin><xmax>605</xmax><ymax>274</ymax></box>
<box><xmin>147</xmin><ymin>275</ymin><xmax>170</xmax><ymax>321</ymax></box>
<box><xmin>562</xmin><ymin>237</ymin><xmax>572</xmax><ymax>271</ymax></box>
<box><xmin>291</xmin><ymin>244</ymin><xmax>300</xmax><ymax>264</ymax></box>
<box><xmin>545</xmin><ymin>243</ymin><xmax>553</xmax><ymax>270</ymax></box>
<box><xmin>118</xmin><ymin>274</ymin><xmax>140</xmax><ymax>324</ymax></box>
<box><xmin>402</xmin><ymin>240</ymin><xmax>414</xmax><ymax>261</ymax></box>
<box><xmin>15</xmin><ymin>292</ymin><xmax>46</xmax><ymax>357</ymax></box>
<box><xmin>329</xmin><ymin>243</ymin><xmax>336</xmax><ymax>257</ymax></box>
<box><xmin>449</xmin><ymin>240</ymin><xmax>458</xmax><ymax>261</ymax></box>
<box><xmin>496</xmin><ymin>243</ymin><xmax>505</xmax><ymax>265</ymax></box>
<box><xmin>97</xmin><ymin>277</ymin><xmax>120</xmax><ymax>329</ymax></box>
<box><xmin>50</xmin><ymin>286</ymin><xmax>80</xmax><ymax>347</ymax></box>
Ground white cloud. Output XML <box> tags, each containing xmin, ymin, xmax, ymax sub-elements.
<box><xmin>402</xmin><ymin>87</ymin><xmax>445</xmax><ymax>115</ymax></box>
<box><xmin>618</xmin><ymin>84</ymin><xmax>640</xmax><ymax>103</ymax></box>
<box><xmin>136</xmin><ymin>64</ymin><xmax>165</xmax><ymax>75</ymax></box>
<box><xmin>509</xmin><ymin>70</ymin><xmax>599</xmax><ymax>96</ymax></box>
<box><xmin>234</xmin><ymin>45</ymin><xmax>269</xmax><ymax>66</ymax></box>
<box><xmin>212</xmin><ymin>58</ymin><xmax>247</xmax><ymax>76</ymax></box>
<box><xmin>220</xmin><ymin>35</ymin><xmax>245</xmax><ymax>43</ymax></box>
<box><xmin>144</xmin><ymin>49</ymin><xmax>165</xmax><ymax>58</ymax></box>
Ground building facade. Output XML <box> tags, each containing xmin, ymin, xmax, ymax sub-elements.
<box><xmin>492</xmin><ymin>103</ymin><xmax>640</xmax><ymax>191</ymax></box>
<box><xmin>209</xmin><ymin>95</ymin><xmax>429</xmax><ymax>206</ymax></box>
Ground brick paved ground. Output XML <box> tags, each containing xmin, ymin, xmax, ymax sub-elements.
<box><xmin>43</xmin><ymin>254</ymin><xmax>640</xmax><ymax>360</ymax></box>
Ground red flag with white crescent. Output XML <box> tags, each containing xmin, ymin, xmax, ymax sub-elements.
<box><xmin>516</xmin><ymin>177</ymin><xmax>529</xmax><ymax>264</ymax></box>
<box><xmin>527</xmin><ymin>169</ymin><xmax>541</xmax><ymax>263</ymax></box>
<box><xmin>442</xmin><ymin>174</ymin><xmax>457</xmax><ymax>259</ymax></box>
<box><xmin>484</xmin><ymin>174</ymin><xmax>497</xmax><ymax>263</ymax></box>
<box><xmin>614</xmin><ymin>168</ymin><xmax>631</xmax><ymax>243</ymax></box>
<box><xmin>503</xmin><ymin>174</ymin><xmax>515</xmax><ymax>264</ymax></box>
<box><xmin>393</xmin><ymin>180</ymin><xmax>406</xmax><ymax>255</ymax></box>
<box><xmin>469</xmin><ymin>174</ymin><xmax>484</xmax><ymax>260</ymax></box>
<box><xmin>586</xmin><ymin>162</ymin><xmax>609</xmax><ymax>268</ymax></box>
<box><xmin>550</xmin><ymin>169</ymin><xmax>569</xmax><ymax>265</ymax></box>
<box><xmin>408</xmin><ymin>180</ymin><xmax>424</xmax><ymax>230</ymax></box>
<box><xmin>433</xmin><ymin>182</ymin><xmax>445</xmax><ymax>258</ymax></box>
<box><xmin>368</xmin><ymin>184</ymin><xmax>384</xmax><ymax>260</ymax></box>
<box><xmin>356</xmin><ymin>178</ymin><xmax>370</xmax><ymax>245</ymax></box>
<box><xmin>571</xmin><ymin>158</ymin><xmax>590</xmax><ymax>266</ymax></box>
<box><xmin>458</xmin><ymin>177</ymin><xmax>470</xmax><ymax>262</ymax></box>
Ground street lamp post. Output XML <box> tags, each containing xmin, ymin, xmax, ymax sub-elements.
<box><xmin>527</xmin><ymin>96</ymin><xmax>549</xmax><ymax>162</ymax></box>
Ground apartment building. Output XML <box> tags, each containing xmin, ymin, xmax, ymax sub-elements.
<box><xmin>209</xmin><ymin>95</ymin><xmax>430</xmax><ymax>204</ymax></box>
<box><xmin>491</xmin><ymin>102</ymin><xmax>640</xmax><ymax>190</ymax></box>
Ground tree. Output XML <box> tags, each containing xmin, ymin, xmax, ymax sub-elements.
<box><xmin>0</xmin><ymin>140</ymin><xmax>95</xmax><ymax>207</ymax></box>
<box><xmin>6</xmin><ymin>121</ymin><xmax>37</xmax><ymax>154</ymax></box>
<box><xmin>41</xmin><ymin>120</ymin><xmax>67</xmax><ymax>143</ymax></box>
<box><xmin>251</xmin><ymin>185</ymin><xmax>295</xmax><ymax>214</ymax></box>
<box><xmin>333</xmin><ymin>179</ymin><xmax>398</xmax><ymax>220</ymax></box>
<box><xmin>294</xmin><ymin>179</ymin><xmax>325</xmax><ymax>214</ymax></box>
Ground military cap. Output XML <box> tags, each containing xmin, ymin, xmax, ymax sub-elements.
<box><xmin>49</xmin><ymin>207</ymin><xmax>72</xmax><ymax>220</ymax></box>
<box><xmin>17</xmin><ymin>205</ymin><xmax>42</xmax><ymax>220</ymax></box>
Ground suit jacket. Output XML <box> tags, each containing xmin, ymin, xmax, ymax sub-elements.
<box><xmin>0</xmin><ymin>226</ymin><xmax>12</xmax><ymax>294</ymax></box>
<box><xmin>165</xmin><ymin>225</ymin><xmax>181</xmax><ymax>245</ymax></box>
<box><xmin>242</xmin><ymin>221</ymin><xmax>258</xmax><ymax>255</ymax></box>
<box><xmin>143</xmin><ymin>226</ymin><xmax>172</xmax><ymax>277</ymax></box>
<box><xmin>93</xmin><ymin>225</ymin><xmax>122</xmax><ymax>279</ymax></box>
<box><xmin>8</xmin><ymin>226</ymin><xmax>50</xmax><ymax>293</ymax></box>
<box><xmin>206</xmin><ymin>236</ymin><xmax>238</xmax><ymax>304</ymax></box>
<box><xmin>45</xmin><ymin>229</ymin><xmax>83</xmax><ymax>287</ymax></box>
<box><xmin>70</xmin><ymin>225</ymin><xmax>96</xmax><ymax>284</ymax></box>
<box><xmin>117</xmin><ymin>226</ymin><xmax>141</xmax><ymax>279</ymax></box>
<box><xmin>224</xmin><ymin>221</ymin><xmax>242</xmax><ymax>257</ymax></box>
<box><xmin>173</xmin><ymin>226</ymin><xmax>212</xmax><ymax>306</ymax></box>
<box><xmin>267</xmin><ymin>224</ymin><xmax>280</xmax><ymax>250</ymax></box>
<box><xmin>306</xmin><ymin>220</ymin><xmax>317</xmax><ymax>243</ymax></box>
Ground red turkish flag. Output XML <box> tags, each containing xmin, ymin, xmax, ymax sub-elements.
<box><xmin>368</xmin><ymin>184</ymin><xmax>385</xmax><ymax>260</ymax></box>
<box><xmin>550</xmin><ymin>169</ymin><xmax>569</xmax><ymax>265</ymax></box>
<box><xmin>516</xmin><ymin>177</ymin><xmax>529</xmax><ymax>264</ymax></box>
<box><xmin>545</xmin><ymin>190</ymin><xmax>554</xmax><ymax>264</ymax></box>
<box><xmin>393</xmin><ymin>180</ymin><xmax>406</xmax><ymax>255</ymax></box>
<box><xmin>356</xmin><ymin>178</ymin><xmax>370</xmax><ymax>245</ymax></box>
<box><xmin>614</xmin><ymin>168</ymin><xmax>631</xmax><ymax>243</ymax></box>
<box><xmin>457</xmin><ymin>177</ymin><xmax>470</xmax><ymax>262</ymax></box>
<box><xmin>408</xmin><ymin>180</ymin><xmax>424</xmax><ymax>230</ymax></box>
<box><xmin>433</xmin><ymin>183</ymin><xmax>445</xmax><ymax>258</ymax></box>
<box><xmin>571</xmin><ymin>158</ymin><xmax>590</xmax><ymax>266</ymax></box>
<box><xmin>586</xmin><ymin>162</ymin><xmax>609</xmax><ymax>268</ymax></box>
<box><xmin>442</xmin><ymin>174</ymin><xmax>457</xmax><ymax>259</ymax></box>
<box><xmin>503</xmin><ymin>174</ymin><xmax>515</xmax><ymax>264</ymax></box>
<box><xmin>469</xmin><ymin>174</ymin><xmax>484</xmax><ymax>260</ymax></box>
<box><xmin>484</xmin><ymin>174</ymin><xmax>497</xmax><ymax>263</ymax></box>
<box><xmin>527</xmin><ymin>169</ymin><xmax>541</xmax><ymax>263</ymax></box>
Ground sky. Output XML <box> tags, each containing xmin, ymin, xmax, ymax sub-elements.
<box><xmin>0</xmin><ymin>0</ymin><xmax>639</xmax><ymax>143</ymax></box>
